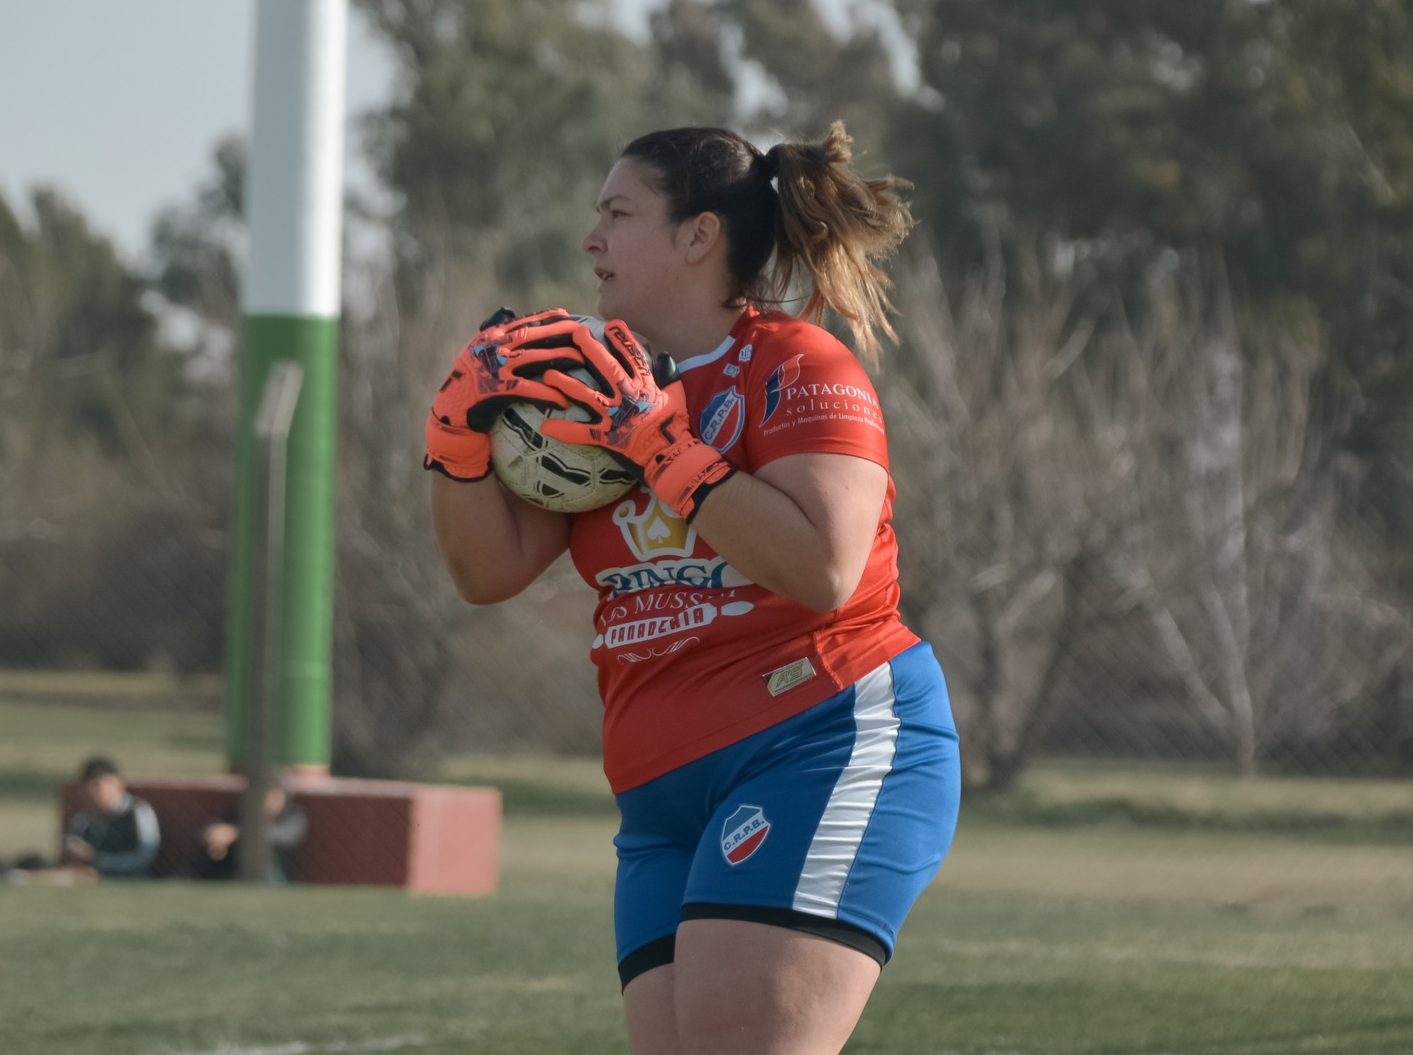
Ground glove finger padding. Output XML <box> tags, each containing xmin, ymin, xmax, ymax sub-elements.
<box><xmin>494</xmin><ymin>315</ymin><xmax>619</xmax><ymax>381</ymax></box>
<box><xmin>477</xmin><ymin>307</ymin><xmax>572</xmax><ymax>343</ymax></box>
<box><xmin>535</xmin><ymin>322</ymin><xmax>662</xmax><ymax>442</ymax></box>
<box><xmin>425</xmin><ymin>308</ymin><xmax>582</xmax><ymax>479</ymax></box>
<box><xmin>459</xmin><ymin>312</ymin><xmax>624</xmax><ymax>431</ymax></box>
<box><xmin>537</xmin><ymin>319</ymin><xmax>734</xmax><ymax>520</ymax></box>
<box><xmin>479</xmin><ymin>309</ymin><xmax>604</xmax><ymax>365</ymax></box>
<box><xmin>424</xmin><ymin>411</ymin><xmax>492</xmax><ymax>481</ymax></box>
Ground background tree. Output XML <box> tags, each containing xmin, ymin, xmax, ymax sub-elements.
<box><xmin>723</xmin><ymin>0</ymin><xmax>899</xmax><ymax>138</ymax></box>
<box><xmin>1098</xmin><ymin>259</ymin><xmax>1410</xmax><ymax>776</ymax></box>
<box><xmin>356</xmin><ymin>0</ymin><xmax>731</xmax><ymax>305</ymax></box>
<box><xmin>879</xmin><ymin>0</ymin><xmax>1413</xmax><ymax>585</ymax></box>
<box><xmin>883</xmin><ymin>242</ymin><xmax>1410</xmax><ymax>787</ymax></box>
<box><xmin>149</xmin><ymin>134</ymin><xmax>246</xmax><ymax>370</ymax></box>
<box><xmin>0</xmin><ymin>186</ymin><xmax>226</xmax><ymax>671</ymax></box>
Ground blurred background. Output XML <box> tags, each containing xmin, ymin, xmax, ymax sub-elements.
<box><xmin>2</xmin><ymin>0</ymin><xmax>1411</xmax><ymax>872</ymax></box>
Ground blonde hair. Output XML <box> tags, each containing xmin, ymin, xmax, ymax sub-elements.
<box><xmin>765</xmin><ymin>122</ymin><xmax>914</xmax><ymax>362</ymax></box>
<box><xmin>622</xmin><ymin>120</ymin><xmax>914</xmax><ymax>362</ymax></box>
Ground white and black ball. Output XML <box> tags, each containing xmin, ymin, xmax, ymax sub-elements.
<box><xmin>488</xmin><ymin>322</ymin><xmax>638</xmax><ymax>513</ymax></box>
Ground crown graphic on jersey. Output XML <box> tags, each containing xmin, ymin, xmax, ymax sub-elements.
<box><xmin>613</xmin><ymin>493</ymin><xmax>696</xmax><ymax>561</ymax></box>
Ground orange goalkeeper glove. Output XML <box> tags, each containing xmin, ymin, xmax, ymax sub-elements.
<box><xmin>529</xmin><ymin>318</ymin><xmax>735</xmax><ymax>520</ymax></box>
<box><xmin>423</xmin><ymin>308</ymin><xmax>581</xmax><ymax>481</ymax></box>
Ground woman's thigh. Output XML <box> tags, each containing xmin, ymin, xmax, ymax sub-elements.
<box><xmin>626</xmin><ymin>918</ymin><xmax>880</xmax><ymax>1055</ymax></box>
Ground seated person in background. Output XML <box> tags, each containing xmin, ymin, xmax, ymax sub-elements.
<box><xmin>61</xmin><ymin>756</ymin><xmax>161</xmax><ymax>878</ymax></box>
<box><xmin>195</xmin><ymin>772</ymin><xmax>307</xmax><ymax>882</ymax></box>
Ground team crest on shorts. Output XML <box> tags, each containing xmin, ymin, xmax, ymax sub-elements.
<box><xmin>721</xmin><ymin>804</ymin><xmax>771</xmax><ymax>865</ymax></box>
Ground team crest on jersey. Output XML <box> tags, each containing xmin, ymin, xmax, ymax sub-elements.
<box><xmin>721</xmin><ymin>804</ymin><xmax>771</xmax><ymax>865</ymax></box>
<box><xmin>761</xmin><ymin>354</ymin><xmax>805</xmax><ymax>424</ymax></box>
<box><xmin>699</xmin><ymin>387</ymin><xmax>745</xmax><ymax>452</ymax></box>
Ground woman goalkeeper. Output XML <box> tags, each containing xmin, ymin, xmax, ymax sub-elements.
<box><xmin>425</xmin><ymin>122</ymin><xmax>961</xmax><ymax>1055</ymax></box>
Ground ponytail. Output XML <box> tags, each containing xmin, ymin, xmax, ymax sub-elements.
<box><xmin>622</xmin><ymin>121</ymin><xmax>913</xmax><ymax>362</ymax></box>
<box><xmin>768</xmin><ymin>122</ymin><xmax>914</xmax><ymax>363</ymax></box>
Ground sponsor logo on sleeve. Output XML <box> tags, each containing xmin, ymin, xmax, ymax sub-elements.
<box><xmin>761</xmin><ymin>354</ymin><xmax>805</xmax><ymax>425</ymax></box>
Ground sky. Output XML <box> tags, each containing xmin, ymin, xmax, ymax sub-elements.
<box><xmin>0</xmin><ymin>0</ymin><xmax>897</xmax><ymax>266</ymax></box>
<box><xmin>0</xmin><ymin>0</ymin><xmax>674</xmax><ymax>264</ymax></box>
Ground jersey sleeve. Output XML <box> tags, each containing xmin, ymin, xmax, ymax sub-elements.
<box><xmin>743</xmin><ymin>325</ymin><xmax>890</xmax><ymax>470</ymax></box>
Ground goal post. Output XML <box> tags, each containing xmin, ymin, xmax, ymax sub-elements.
<box><xmin>225</xmin><ymin>0</ymin><xmax>347</xmax><ymax>780</ymax></box>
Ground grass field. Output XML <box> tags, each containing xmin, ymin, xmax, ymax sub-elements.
<box><xmin>2</xmin><ymin>675</ymin><xmax>1411</xmax><ymax>1054</ymax></box>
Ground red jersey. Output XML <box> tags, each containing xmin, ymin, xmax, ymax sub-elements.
<box><xmin>569</xmin><ymin>309</ymin><xmax>919</xmax><ymax>792</ymax></box>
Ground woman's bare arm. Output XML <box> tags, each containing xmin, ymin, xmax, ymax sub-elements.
<box><xmin>430</xmin><ymin>474</ymin><xmax>572</xmax><ymax>604</ymax></box>
<box><xmin>687</xmin><ymin>452</ymin><xmax>887</xmax><ymax>612</ymax></box>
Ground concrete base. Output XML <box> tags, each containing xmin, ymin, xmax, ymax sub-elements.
<box><xmin>60</xmin><ymin>776</ymin><xmax>501</xmax><ymax>896</ymax></box>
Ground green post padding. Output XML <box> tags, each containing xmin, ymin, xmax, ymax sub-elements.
<box><xmin>225</xmin><ymin>313</ymin><xmax>339</xmax><ymax>769</ymax></box>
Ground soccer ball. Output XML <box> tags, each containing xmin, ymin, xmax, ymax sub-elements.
<box><xmin>489</xmin><ymin>359</ymin><xmax>639</xmax><ymax>514</ymax></box>
<box><xmin>489</xmin><ymin>371</ymin><xmax>639</xmax><ymax>513</ymax></box>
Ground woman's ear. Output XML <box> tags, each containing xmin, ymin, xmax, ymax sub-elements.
<box><xmin>681</xmin><ymin>211</ymin><xmax>723</xmax><ymax>264</ymax></box>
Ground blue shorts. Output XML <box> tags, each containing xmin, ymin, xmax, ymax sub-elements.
<box><xmin>612</xmin><ymin>641</ymin><xmax>961</xmax><ymax>987</ymax></box>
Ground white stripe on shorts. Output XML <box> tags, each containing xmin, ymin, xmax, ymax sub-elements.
<box><xmin>792</xmin><ymin>661</ymin><xmax>900</xmax><ymax>918</ymax></box>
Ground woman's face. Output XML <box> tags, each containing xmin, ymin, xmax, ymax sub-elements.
<box><xmin>582</xmin><ymin>157</ymin><xmax>688</xmax><ymax>334</ymax></box>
